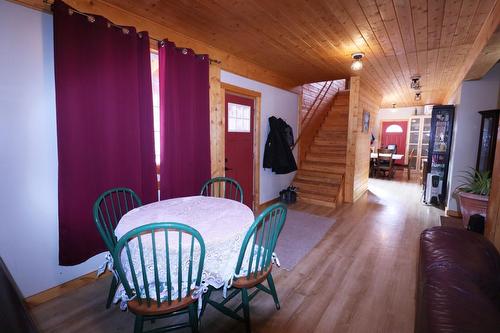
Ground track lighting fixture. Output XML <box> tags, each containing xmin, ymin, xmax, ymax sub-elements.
<box><xmin>411</xmin><ymin>76</ymin><xmax>421</xmax><ymax>90</ymax></box>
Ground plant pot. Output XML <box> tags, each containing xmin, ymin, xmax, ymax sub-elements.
<box><xmin>457</xmin><ymin>191</ymin><xmax>489</xmax><ymax>228</ymax></box>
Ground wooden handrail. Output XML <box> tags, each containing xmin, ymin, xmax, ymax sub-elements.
<box><xmin>292</xmin><ymin>80</ymin><xmax>335</xmax><ymax>150</ymax></box>
<box><xmin>300</xmin><ymin>81</ymin><xmax>328</xmax><ymax>125</ymax></box>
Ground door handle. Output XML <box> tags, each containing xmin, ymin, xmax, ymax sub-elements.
<box><xmin>225</xmin><ymin>167</ymin><xmax>233</xmax><ymax>171</ymax></box>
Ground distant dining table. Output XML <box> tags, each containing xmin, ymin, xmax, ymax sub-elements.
<box><xmin>370</xmin><ymin>152</ymin><xmax>404</xmax><ymax>160</ymax></box>
<box><xmin>113</xmin><ymin>195</ymin><xmax>255</xmax><ymax>304</ymax></box>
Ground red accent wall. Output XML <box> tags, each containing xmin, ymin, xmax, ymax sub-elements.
<box><xmin>381</xmin><ymin>121</ymin><xmax>408</xmax><ymax>165</ymax></box>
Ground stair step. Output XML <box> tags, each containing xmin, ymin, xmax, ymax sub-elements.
<box><xmin>306</xmin><ymin>152</ymin><xmax>346</xmax><ymax>163</ymax></box>
<box><xmin>317</xmin><ymin>129</ymin><xmax>348</xmax><ymax>136</ymax></box>
<box><xmin>302</xmin><ymin>161</ymin><xmax>345</xmax><ymax>173</ymax></box>
<box><xmin>309</xmin><ymin>144</ymin><xmax>346</xmax><ymax>154</ymax></box>
<box><xmin>295</xmin><ymin>170</ymin><xmax>343</xmax><ymax>184</ymax></box>
<box><xmin>294</xmin><ymin>180</ymin><xmax>340</xmax><ymax>195</ymax></box>
<box><xmin>297</xmin><ymin>192</ymin><xmax>337</xmax><ymax>208</ymax></box>
<box><xmin>333</xmin><ymin>96</ymin><xmax>349</xmax><ymax>107</ymax></box>
<box><xmin>326</xmin><ymin>108</ymin><xmax>349</xmax><ymax>115</ymax></box>
<box><xmin>315</xmin><ymin>133</ymin><xmax>347</xmax><ymax>141</ymax></box>
<box><xmin>321</xmin><ymin>123</ymin><xmax>347</xmax><ymax>130</ymax></box>
<box><xmin>308</xmin><ymin>145</ymin><xmax>346</xmax><ymax>156</ymax></box>
<box><xmin>323</xmin><ymin>115</ymin><xmax>348</xmax><ymax>123</ymax></box>
<box><xmin>314</xmin><ymin>137</ymin><xmax>347</xmax><ymax>145</ymax></box>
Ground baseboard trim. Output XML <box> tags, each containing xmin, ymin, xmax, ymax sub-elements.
<box><xmin>256</xmin><ymin>197</ymin><xmax>280</xmax><ymax>213</ymax></box>
<box><xmin>445</xmin><ymin>209</ymin><xmax>462</xmax><ymax>218</ymax></box>
<box><xmin>25</xmin><ymin>270</ymin><xmax>111</xmax><ymax>308</ymax></box>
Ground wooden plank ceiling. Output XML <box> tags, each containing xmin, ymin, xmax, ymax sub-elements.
<box><xmin>17</xmin><ymin>0</ymin><xmax>500</xmax><ymax>107</ymax></box>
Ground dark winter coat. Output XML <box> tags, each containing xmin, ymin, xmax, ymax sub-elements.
<box><xmin>263</xmin><ymin>116</ymin><xmax>297</xmax><ymax>174</ymax></box>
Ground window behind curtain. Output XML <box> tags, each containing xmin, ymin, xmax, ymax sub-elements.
<box><xmin>151</xmin><ymin>51</ymin><xmax>160</xmax><ymax>167</ymax></box>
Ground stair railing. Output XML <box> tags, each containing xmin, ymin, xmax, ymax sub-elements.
<box><xmin>292</xmin><ymin>81</ymin><xmax>342</xmax><ymax>165</ymax></box>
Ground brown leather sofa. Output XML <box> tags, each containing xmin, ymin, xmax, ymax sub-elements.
<box><xmin>416</xmin><ymin>226</ymin><xmax>500</xmax><ymax>332</ymax></box>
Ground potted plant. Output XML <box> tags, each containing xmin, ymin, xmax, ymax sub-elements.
<box><xmin>456</xmin><ymin>168</ymin><xmax>491</xmax><ymax>227</ymax></box>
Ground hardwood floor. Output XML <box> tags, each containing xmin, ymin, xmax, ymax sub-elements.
<box><xmin>31</xmin><ymin>176</ymin><xmax>443</xmax><ymax>333</ymax></box>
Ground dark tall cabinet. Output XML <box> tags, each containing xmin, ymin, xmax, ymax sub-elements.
<box><xmin>424</xmin><ymin>105</ymin><xmax>454</xmax><ymax>206</ymax></box>
<box><xmin>476</xmin><ymin>109</ymin><xmax>499</xmax><ymax>174</ymax></box>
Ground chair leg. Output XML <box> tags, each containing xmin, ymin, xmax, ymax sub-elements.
<box><xmin>200</xmin><ymin>286</ymin><xmax>213</xmax><ymax>318</ymax></box>
<box><xmin>241</xmin><ymin>288</ymin><xmax>251</xmax><ymax>333</ymax></box>
<box><xmin>188</xmin><ymin>303</ymin><xmax>199</xmax><ymax>333</ymax></box>
<box><xmin>266</xmin><ymin>273</ymin><xmax>280</xmax><ymax>310</ymax></box>
<box><xmin>106</xmin><ymin>275</ymin><xmax>118</xmax><ymax>309</ymax></box>
<box><xmin>134</xmin><ymin>315</ymin><xmax>143</xmax><ymax>333</ymax></box>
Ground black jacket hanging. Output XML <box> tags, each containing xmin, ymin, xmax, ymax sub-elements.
<box><xmin>263</xmin><ymin>116</ymin><xmax>297</xmax><ymax>174</ymax></box>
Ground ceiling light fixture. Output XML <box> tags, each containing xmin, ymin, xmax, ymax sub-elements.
<box><xmin>351</xmin><ymin>52</ymin><xmax>365</xmax><ymax>71</ymax></box>
<box><xmin>411</xmin><ymin>75</ymin><xmax>421</xmax><ymax>90</ymax></box>
<box><xmin>415</xmin><ymin>91</ymin><xmax>422</xmax><ymax>101</ymax></box>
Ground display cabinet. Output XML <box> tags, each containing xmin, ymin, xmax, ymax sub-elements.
<box><xmin>424</xmin><ymin>105</ymin><xmax>454</xmax><ymax>206</ymax></box>
<box><xmin>476</xmin><ymin>109</ymin><xmax>499</xmax><ymax>174</ymax></box>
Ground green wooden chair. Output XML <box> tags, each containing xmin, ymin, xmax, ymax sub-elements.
<box><xmin>113</xmin><ymin>223</ymin><xmax>206</xmax><ymax>333</ymax></box>
<box><xmin>93</xmin><ymin>187</ymin><xmax>142</xmax><ymax>308</ymax></box>
<box><xmin>200</xmin><ymin>177</ymin><xmax>244</xmax><ymax>203</ymax></box>
<box><xmin>203</xmin><ymin>203</ymin><xmax>287</xmax><ymax>332</ymax></box>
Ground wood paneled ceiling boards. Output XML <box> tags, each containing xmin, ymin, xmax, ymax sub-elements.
<box><xmin>16</xmin><ymin>0</ymin><xmax>500</xmax><ymax>107</ymax></box>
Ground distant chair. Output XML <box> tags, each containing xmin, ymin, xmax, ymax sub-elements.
<box><xmin>375</xmin><ymin>148</ymin><xmax>394</xmax><ymax>178</ymax></box>
<box><xmin>93</xmin><ymin>187</ymin><xmax>142</xmax><ymax>308</ymax></box>
<box><xmin>200</xmin><ymin>177</ymin><xmax>243</xmax><ymax>203</ymax></box>
<box><xmin>387</xmin><ymin>144</ymin><xmax>397</xmax><ymax>153</ymax></box>
<box><xmin>204</xmin><ymin>203</ymin><xmax>287</xmax><ymax>333</ymax></box>
<box><xmin>399</xmin><ymin>148</ymin><xmax>416</xmax><ymax>180</ymax></box>
<box><xmin>113</xmin><ymin>223</ymin><xmax>206</xmax><ymax>333</ymax></box>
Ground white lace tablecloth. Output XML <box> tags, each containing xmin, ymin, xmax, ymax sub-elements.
<box><xmin>113</xmin><ymin>195</ymin><xmax>254</xmax><ymax>303</ymax></box>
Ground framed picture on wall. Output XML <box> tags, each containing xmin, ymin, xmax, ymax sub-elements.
<box><xmin>362</xmin><ymin>110</ymin><xmax>370</xmax><ymax>133</ymax></box>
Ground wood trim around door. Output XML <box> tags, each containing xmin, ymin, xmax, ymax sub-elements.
<box><xmin>221</xmin><ymin>82</ymin><xmax>262</xmax><ymax>212</ymax></box>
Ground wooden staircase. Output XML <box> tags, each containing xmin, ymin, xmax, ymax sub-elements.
<box><xmin>293</xmin><ymin>91</ymin><xmax>349</xmax><ymax>208</ymax></box>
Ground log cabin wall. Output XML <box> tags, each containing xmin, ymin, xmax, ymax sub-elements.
<box><xmin>345</xmin><ymin>77</ymin><xmax>383</xmax><ymax>203</ymax></box>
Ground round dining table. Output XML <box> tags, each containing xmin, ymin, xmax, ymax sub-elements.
<box><xmin>113</xmin><ymin>195</ymin><xmax>255</xmax><ymax>304</ymax></box>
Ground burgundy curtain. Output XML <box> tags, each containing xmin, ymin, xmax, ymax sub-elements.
<box><xmin>53</xmin><ymin>1</ymin><xmax>157</xmax><ymax>265</ymax></box>
<box><xmin>158</xmin><ymin>41</ymin><xmax>211</xmax><ymax>199</ymax></box>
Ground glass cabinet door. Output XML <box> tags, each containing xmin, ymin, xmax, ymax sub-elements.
<box><xmin>406</xmin><ymin>116</ymin><xmax>431</xmax><ymax>172</ymax></box>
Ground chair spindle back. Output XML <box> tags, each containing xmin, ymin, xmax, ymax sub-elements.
<box><xmin>93</xmin><ymin>188</ymin><xmax>142</xmax><ymax>252</ymax></box>
<box><xmin>200</xmin><ymin>177</ymin><xmax>244</xmax><ymax>203</ymax></box>
<box><xmin>235</xmin><ymin>203</ymin><xmax>287</xmax><ymax>279</ymax></box>
<box><xmin>113</xmin><ymin>223</ymin><xmax>206</xmax><ymax>308</ymax></box>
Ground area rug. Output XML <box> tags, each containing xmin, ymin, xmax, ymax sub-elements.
<box><xmin>274</xmin><ymin>209</ymin><xmax>336</xmax><ymax>271</ymax></box>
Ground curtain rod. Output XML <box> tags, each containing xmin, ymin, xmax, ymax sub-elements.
<box><xmin>42</xmin><ymin>0</ymin><xmax>222</xmax><ymax>64</ymax></box>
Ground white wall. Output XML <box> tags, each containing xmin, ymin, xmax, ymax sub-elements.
<box><xmin>446</xmin><ymin>63</ymin><xmax>500</xmax><ymax>211</ymax></box>
<box><xmin>221</xmin><ymin>71</ymin><xmax>299</xmax><ymax>204</ymax></box>
<box><xmin>0</xmin><ymin>1</ymin><xmax>105</xmax><ymax>297</ymax></box>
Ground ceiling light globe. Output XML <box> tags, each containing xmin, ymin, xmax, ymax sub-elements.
<box><xmin>351</xmin><ymin>59</ymin><xmax>363</xmax><ymax>71</ymax></box>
